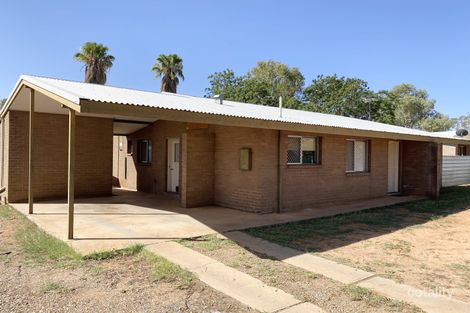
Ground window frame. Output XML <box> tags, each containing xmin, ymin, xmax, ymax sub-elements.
<box><xmin>137</xmin><ymin>139</ymin><xmax>152</xmax><ymax>165</ymax></box>
<box><xmin>127</xmin><ymin>138</ymin><xmax>133</xmax><ymax>155</ymax></box>
<box><xmin>345</xmin><ymin>139</ymin><xmax>370</xmax><ymax>173</ymax></box>
<box><xmin>287</xmin><ymin>135</ymin><xmax>321</xmax><ymax>166</ymax></box>
<box><xmin>457</xmin><ymin>145</ymin><xmax>467</xmax><ymax>156</ymax></box>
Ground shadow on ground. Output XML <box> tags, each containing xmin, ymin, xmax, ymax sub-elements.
<box><xmin>240</xmin><ymin>186</ymin><xmax>470</xmax><ymax>254</ymax></box>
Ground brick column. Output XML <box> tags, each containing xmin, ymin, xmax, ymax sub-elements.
<box><xmin>181</xmin><ymin>129</ymin><xmax>215</xmax><ymax>208</ymax></box>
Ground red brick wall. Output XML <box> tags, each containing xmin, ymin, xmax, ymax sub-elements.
<box><xmin>112</xmin><ymin>120</ymin><xmax>440</xmax><ymax>212</ymax></box>
<box><xmin>181</xmin><ymin>129</ymin><xmax>215</xmax><ymax>207</ymax></box>
<box><xmin>212</xmin><ymin>125</ymin><xmax>278</xmax><ymax>213</ymax></box>
<box><xmin>280</xmin><ymin>131</ymin><xmax>389</xmax><ymax>211</ymax></box>
<box><xmin>6</xmin><ymin>110</ymin><xmax>112</xmax><ymax>202</ymax></box>
<box><xmin>401</xmin><ymin>141</ymin><xmax>440</xmax><ymax>198</ymax></box>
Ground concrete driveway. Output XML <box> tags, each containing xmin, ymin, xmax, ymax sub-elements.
<box><xmin>13</xmin><ymin>188</ymin><xmax>422</xmax><ymax>254</ymax></box>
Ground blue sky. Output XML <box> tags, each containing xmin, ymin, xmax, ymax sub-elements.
<box><xmin>1</xmin><ymin>0</ymin><xmax>469</xmax><ymax>117</ymax></box>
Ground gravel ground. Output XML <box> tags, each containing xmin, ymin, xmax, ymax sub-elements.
<box><xmin>181</xmin><ymin>235</ymin><xmax>424</xmax><ymax>313</ymax></box>
<box><xmin>0</xmin><ymin>214</ymin><xmax>256</xmax><ymax>313</ymax></box>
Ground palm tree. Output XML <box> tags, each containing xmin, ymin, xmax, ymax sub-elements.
<box><xmin>74</xmin><ymin>42</ymin><xmax>115</xmax><ymax>84</ymax></box>
<box><xmin>151</xmin><ymin>54</ymin><xmax>184</xmax><ymax>93</ymax></box>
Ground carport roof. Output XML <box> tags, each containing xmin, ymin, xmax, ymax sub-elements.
<box><xmin>2</xmin><ymin>74</ymin><xmax>470</xmax><ymax>143</ymax></box>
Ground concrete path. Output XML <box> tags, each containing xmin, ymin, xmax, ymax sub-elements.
<box><xmin>227</xmin><ymin>231</ymin><xmax>470</xmax><ymax>313</ymax></box>
<box><xmin>146</xmin><ymin>241</ymin><xmax>324</xmax><ymax>313</ymax></box>
<box><xmin>12</xmin><ymin>188</ymin><xmax>422</xmax><ymax>254</ymax></box>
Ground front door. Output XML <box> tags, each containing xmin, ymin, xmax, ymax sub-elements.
<box><xmin>388</xmin><ymin>141</ymin><xmax>400</xmax><ymax>193</ymax></box>
<box><xmin>167</xmin><ymin>138</ymin><xmax>180</xmax><ymax>193</ymax></box>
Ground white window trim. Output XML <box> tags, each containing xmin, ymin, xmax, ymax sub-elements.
<box><xmin>287</xmin><ymin>135</ymin><xmax>319</xmax><ymax>165</ymax></box>
<box><xmin>345</xmin><ymin>139</ymin><xmax>369</xmax><ymax>173</ymax></box>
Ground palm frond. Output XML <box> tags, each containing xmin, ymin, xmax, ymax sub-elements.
<box><xmin>151</xmin><ymin>53</ymin><xmax>184</xmax><ymax>93</ymax></box>
<box><xmin>74</xmin><ymin>42</ymin><xmax>114</xmax><ymax>84</ymax></box>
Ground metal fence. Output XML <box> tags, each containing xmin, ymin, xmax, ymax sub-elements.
<box><xmin>442</xmin><ymin>156</ymin><xmax>470</xmax><ymax>187</ymax></box>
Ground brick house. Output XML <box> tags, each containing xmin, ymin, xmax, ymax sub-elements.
<box><xmin>1</xmin><ymin>75</ymin><xmax>468</xmax><ymax>216</ymax></box>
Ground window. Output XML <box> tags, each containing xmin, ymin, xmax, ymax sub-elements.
<box><xmin>137</xmin><ymin>139</ymin><xmax>152</xmax><ymax>164</ymax></box>
<box><xmin>287</xmin><ymin>136</ymin><xmax>320</xmax><ymax>165</ymax></box>
<box><xmin>457</xmin><ymin>145</ymin><xmax>467</xmax><ymax>156</ymax></box>
<box><xmin>127</xmin><ymin>139</ymin><xmax>133</xmax><ymax>155</ymax></box>
<box><xmin>346</xmin><ymin>139</ymin><xmax>369</xmax><ymax>172</ymax></box>
<box><xmin>174</xmin><ymin>142</ymin><xmax>180</xmax><ymax>162</ymax></box>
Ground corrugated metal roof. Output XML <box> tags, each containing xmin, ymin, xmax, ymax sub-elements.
<box><xmin>434</xmin><ymin>130</ymin><xmax>470</xmax><ymax>140</ymax></box>
<box><xmin>6</xmin><ymin>75</ymin><xmax>468</xmax><ymax>141</ymax></box>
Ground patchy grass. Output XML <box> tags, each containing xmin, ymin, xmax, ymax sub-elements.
<box><xmin>383</xmin><ymin>240</ymin><xmax>412</xmax><ymax>254</ymax></box>
<box><xmin>179</xmin><ymin>234</ymin><xmax>235</xmax><ymax>251</ymax></box>
<box><xmin>345</xmin><ymin>285</ymin><xmax>419</xmax><ymax>311</ymax></box>
<box><xmin>5</xmin><ymin>209</ymin><xmax>82</xmax><ymax>267</ymax></box>
<box><xmin>0</xmin><ymin>205</ymin><xmax>19</xmax><ymax>219</ymax></box>
<box><xmin>141</xmin><ymin>250</ymin><xmax>194</xmax><ymax>288</ymax></box>
<box><xmin>87</xmin><ymin>265</ymin><xmax>105</xmax><ymax>276</ymax></box>
<box><xmin>40</xmin><ymin>281</ymin><xmax>68</xmax><ymax>293</ymax></box>
<box><xmin>244</xmin><ymin>186</ymin><xmax>470</xmax><ymax>251</ymax></box>
<box><xmin>84</xmin><ymin>244</ymin><xmax>144</xmax><ymax>261</ymax></box>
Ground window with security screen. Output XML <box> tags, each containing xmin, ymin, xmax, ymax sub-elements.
<box><xmin>287</xmin><ymin>136</ymin><xmax>320</xmax><ymax>165</ymax></box>
<box><xmin>346</xmin><ymin>139</ymin><xmax>369</xmax><ymax>172</ymax></box>
<box><xmin>137</xmin><ymin>139</ymin><xmax>152</xmax><ymax>164</ymax></box>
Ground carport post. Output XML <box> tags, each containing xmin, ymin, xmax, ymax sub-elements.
<box><xmin>28</xmin><ymin>88</ymin><xmax>34</xmax><ymax>214</ymax></box>
<box><xmin>67</xmin><ymin>109</ymin><xmax>76</xmax><ymax>239</ymax></box>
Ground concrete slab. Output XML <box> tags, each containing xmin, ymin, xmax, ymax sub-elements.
<box><xmin>146</xmin><ymin>241</ymin><xmax>325</xmax><ymax>313</ymax></box>
<box><xmin>358</xmin><ymin>276</ymin><xmax>470</xmax><ymax>313</ymax></box>
<box><xmin>278</xmin><ymin>302</ymin><xmax>325</xmax><ymax>313</ymax></box>
<box><xmin>12</xmin><ymin>188</ymin><xmax>423</xmax><ymax>254</ymax></box>
<box><xmin>228</xmin><ymin>231</ymin><xmax>374</xmax><ymax>284</ymax></box>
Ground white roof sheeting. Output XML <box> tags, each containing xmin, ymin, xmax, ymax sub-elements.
<box><xmin>4</xmin><ymin>75</ymin><xmax>469</xmax><ymax>142</ymax></box>
<box><xmin>434</xmin><ymin>130</ymin><xmax>470</xmax><ymax>140</ymax></box>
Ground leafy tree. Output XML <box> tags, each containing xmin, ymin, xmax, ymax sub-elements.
<box><xmin>205</xmin><ymin>69</ymin><xmax>276</xmax><ymax>105</ymax></box>
<box><xmin>454</xmin><ymin>114</ymin><xmax>470</xmax><ymax>130</ymax></box>
<box><xmin>0</xmin><ymin>98</ymin><xmax>6</xmax><ymax>109</ymax></box>
<box><xmin>152</xmin><ymin>54</ymin><xmax>184</xmax><ymax>93</ymax></box>
<box><xmin>74</xmin><ymin>42</ymin><xmax>115</xmax><ymax>84</ymax></box>
<box><xmin>205</xmin><ymin>61</ymin><xmax>304</xmax><ymax>107</ymax></box>
<box><xmin>388</xmin><ymin>84</ymin><xmax>435</xmax><ymax>128</ymax></box>
<box><xmin>372</xmin><ymin>90</ymin><xmax>397</xmax><ymax>124</ymax></box>
<box><xmin>303</xmin><ymin>75</ymin><xmax>386</xmax><ymax>120</ymax></box>
<box><xmin>248</xmin><ymin>60</ymin><xmax>304</xmax><ymax>106</ymax></box>
<box><xmin>205</xmin><ymin>69</ymin><xmax>245</xmax><ymax>100</ymax></box>
<box><xmin>418</xmin><ymin>112</ymin><xmax>455</xmax><ymax>132</ymax></box>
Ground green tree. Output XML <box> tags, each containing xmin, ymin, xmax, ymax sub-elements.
<box><xmin>74</xmin><ymin>42</ymin><xmax>115</xmax><ymax>84</ymax></box>
<box><xmin>205</xmin><ymin>69</ymin><xmax>275</xmax><ymax>105</ymax></box>
<box><xmin>0</xmin><ymin>98</ymin><xmax>6</xmax><ymax>109</ymax></box>
<box><xmin>419</xmin><ymin>112</ymin><xmax>455</xmax><ymax>132</ymax></box>
<box><xmin>388</xmin><ymin>84</ymin><xmax>435</xmax><ymax>128</ymax></box>
<box><xmin>373</xmin><ymin>90</ymin><xmax>397</xmax><ymax>124</ymax></box>
<box><xmin>205</xmin><ymin>69</ymin><xmax>245</xmax><ymax>100</ymax></box>
<box><xmin>303</xmin><ymin>75</ymin><xmax>388</xmax><ymax>120</ymax></box>
<box><xmin>152</xmin><ymin>54</ymin><xmax>184</xmax><ymax>93</ymax></box>
<box><xmin>248</xmin><ymin>60</ymin><xmax>304</xmax><ymax>106</ymax></box>
<box><xmin>454</xmin><ymin>114</ymin><xmax>470</xmax><ymax>130</ymax></box>
<box><xmin>205</xmin><ymin>61</ymin><xmax>304</xmax><ymax>107</ymax></box>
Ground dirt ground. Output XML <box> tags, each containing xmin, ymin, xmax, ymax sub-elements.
<box><xmin>316</xmin><ymin>208</ymin><xmax>470</xmax><ymax>302</ymax></box>
<box><xmin>0</xmin><ymin>212</ymin><xmax>256</xmax><ymax>313</ymax></box>
<box><xmin>181</xmin><ymin>235</ymin><xmax>423</xmax><ymax>313</ymax></box>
